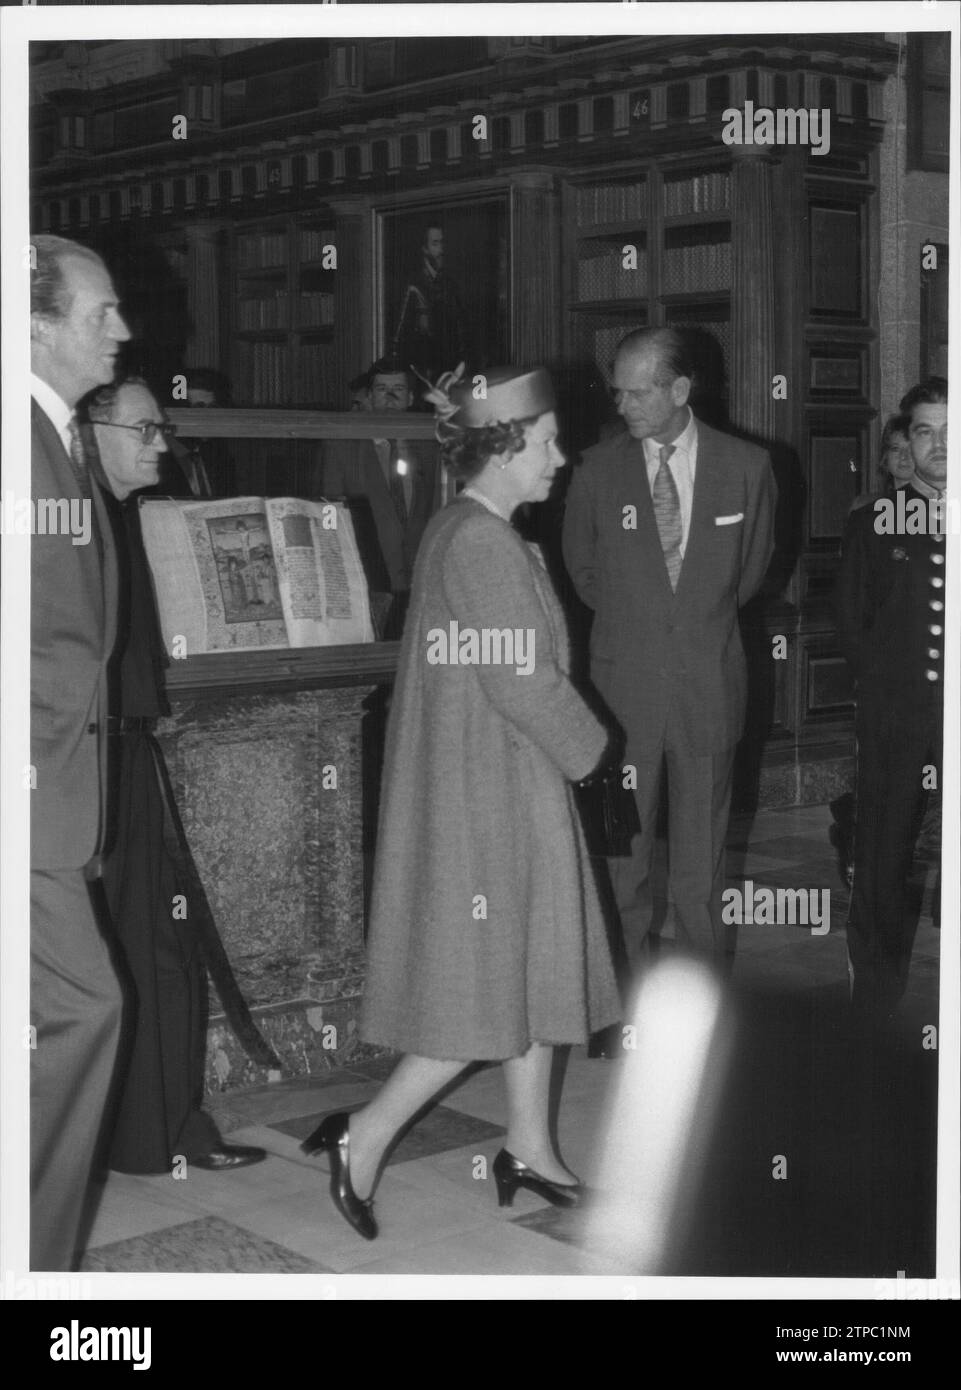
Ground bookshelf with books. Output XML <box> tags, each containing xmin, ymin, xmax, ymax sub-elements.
<box><xmin>564</xmin><ymin>163</ymin><xmax>733</xmax><ymax>383</ymax></box>
<box><xmin>232</xmin><ymin>214</ymin><xmax>339</xmax><ymax>408</ymax></box>
<box><xmin>565</xmin><ymin>174</ymin><xmax>651</xmax><ymax>370</ymax></box>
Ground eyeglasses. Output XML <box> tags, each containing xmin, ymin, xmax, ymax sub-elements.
<box><xmin>95</xmin><ymin>421</ymin><xmax>176</xmax><ymax>445</ymax></box>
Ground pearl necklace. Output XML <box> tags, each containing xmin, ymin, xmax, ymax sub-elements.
<box><xmin>461</xmin><ymin>486</ymin><xmax>511</xmax><ymax>522</ymax></box>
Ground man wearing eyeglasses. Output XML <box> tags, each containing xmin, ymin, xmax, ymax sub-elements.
<box><xmin>84</xmin><ymin>378</ymin><xmax>267</xmax><ymax>1177</ymax></box>
<box><xmin>29</xmin><ymin>234</ymin><xmax>129</xmax><ymax>1268</ymax></box>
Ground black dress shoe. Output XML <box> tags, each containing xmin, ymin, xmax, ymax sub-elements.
<box><xmin>191</xmin><ymin>1144</ymin><xmax>267</xmax><ymax>1171</ymax></box>
<box><xmin>588</xmin><ymin>1022</ymin><xmax>624</xmax><ymax>1059</ymax></box>
<box><xmin>300</xmin><ymin>1112</ymin><xmax>378</xmax><ymax>1241</ymax></box>
<box><xmin>492</xmin><ymin>1149</ymin><xmax>587</xmax><ymax>1209</ymax></box>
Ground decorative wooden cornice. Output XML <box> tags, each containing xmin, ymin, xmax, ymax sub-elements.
<box><xmin>32</xmin><ymin>35</ymin><xmax>899</xmax><ymax>237</ymax></box>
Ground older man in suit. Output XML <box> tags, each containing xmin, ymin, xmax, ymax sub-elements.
<box><xmin>85</xmin><ymin>377</ymin><xmax>266</xmax><ymax>1175</ymax></box>
<box><xmin>318</xmin><ymin>355</ymin><xmax>441</xmax><ymax>635</ymax></box>
<box><xmin>563</xmin><ymin>327</ymin><xmax>776</xmax><ymax>971</ymax></box>
<box><xmin>29</xmin><ymin>235</ymin><xmax>130</xmax><ymax>1267</ymax></box>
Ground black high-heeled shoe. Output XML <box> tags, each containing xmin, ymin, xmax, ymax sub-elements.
<box><xmin>300</xmin><ymin>1112</ymin><xmax>378</xmax><ymax>1241</ymax></box>
<box><xmin>492</xmin><ymin>1148</ymin><xmax>586</xmax><ymax>1210</ymax></box>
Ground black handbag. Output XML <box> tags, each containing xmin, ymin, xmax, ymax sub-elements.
<box><xmin>574</xmin><ymin>768</ymin><xmax>640</xmax><ymax>858</ymax></box>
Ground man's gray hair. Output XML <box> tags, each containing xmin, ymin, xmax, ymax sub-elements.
<box><xmin>615</xmin><ymin>326</ymin><xmax>696</xmax><ymax>388</ymax></box>
<box><xmin>85</xmin><ymin>376</ymin><xmax>150</xmax><ymax>425</ymax></box>
<box><xmin>30</xmin><ymin>235</ymin><xmax>104</xmax><ymax>320</ymax></box>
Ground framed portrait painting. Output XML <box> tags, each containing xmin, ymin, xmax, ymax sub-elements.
<box><xmin>375</xmin><ymin>192</ymin><xmax>510</xmax><ymax>383</ymax></box>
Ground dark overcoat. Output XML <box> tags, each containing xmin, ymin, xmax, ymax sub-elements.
<box><xmin>360</xmin><ymin>496</ymin><xmax>620</xmax><ymax>1060</ymax></box>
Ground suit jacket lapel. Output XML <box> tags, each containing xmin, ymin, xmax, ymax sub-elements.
<box><xmin>675</xmin><ymin>423</ymin><xmax>723</xmax><ymax>602</ymax></box>
<box><xmin>32</xmin><ymin>403</ymin><xmax>109</xmax><ymax>628</ymax></box>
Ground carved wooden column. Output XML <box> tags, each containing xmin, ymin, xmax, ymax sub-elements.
<box><xmin>730</xmin><ymin>148</ymin><xmax>777</xmax><ymax>438</ymax></box>
<box><xmin>329</xmin><ymin>194</ymin><xmax>371</xmax><ymax>402</ymax></box>
<box><xmin>184</xmin><ymin>220</ymin><xmax>224</xmax><ymax>370</ymax></box>
<box><xmin>510</xmin><ymin>168</ymin><xmax>561</xmax><ymax>367</ymax></box>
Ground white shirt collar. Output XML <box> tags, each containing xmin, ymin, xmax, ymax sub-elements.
<box><xmin>31</xmin><ymin>372</ymin><xmax>74</xmax><ymax>447</ymax></box>
<box><xmin>643</xmin><ymin>407</ymin><xmax>696</xmax><ymax>463</ymax></box>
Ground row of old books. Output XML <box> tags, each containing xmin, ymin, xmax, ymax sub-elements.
<box><xmin>237</xmin><ymin>231</ymin><xmax>289</xmax><ymax>270</ymax></box>
<box><xmin>663</xmin><ymin>172</ymin><xmax>731</xmax><ymax>216</ymax></box>
<box><xmin>298</xmin><ymin>341</ymin><xmax>337</xmax><ymax>407</ymax></box>
<box><xmin>299</xmin><ymin>228</ymin><xmax>337</xmax><ymax>262</ymax></box>
<box><xmin>238</xmin><ymin>294</ymin><xmax>289</xmax><ymax>330</ymax></box>
<box><xmin>577</xmin><ymin>249</ymin><xmax>649</xmax><ymax>302</ymax></box>
<box><xmin>238</xmin><ymin>292</ymin><xmax>335</xmax><ymax>330</ymax></box>
<box><xmin>662</xmin><ymin>240</ymin><xmax>732</xmax><ymax>292</ymax></box>
<box><xmin>592</xmin><ymin>325</ymin><xmax>629</xmax><ymax>376</ymax></box>
<box><xmin>297</xmin><ymin>292</ymin><xmax>336</xmax><ymax>327</ymax></box>
<box><xmin>247</xmin><ymin>341</ymin><xmax>291</xmax><ymax>404</ymax></box>
<box><xmin>575</xmin><ymin>181</ymin><xmax>648</xmax><ymax>224</ymax></box>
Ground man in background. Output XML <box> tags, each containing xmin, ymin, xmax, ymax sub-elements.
<box><xmin>563</xmin><ymin>327</ymin><xmax>776</xmax><ymax>981</ymax></box>
<box><xmin>318</xmin><ymin>355</ymin><xmax>441</xmax><ymax>636</ymax></box>
<box><xmin>836</xmin><ymin>377</ymin><xmax>947</xmax><ymax>1023</ymax></box>
<box><xmin>29</xmin><ymin>234</ymin><xmax>129</xmax><ymax>1267</ymax></box>
<box><xmin>166</xmin><ymin>365</ymin><xmax>233</xmax><ymax>496</ymax></box>
<box><xmin>86</xmin><ymin>377</ymin><xmax>267</xmax><ymax>1174</ymax></box>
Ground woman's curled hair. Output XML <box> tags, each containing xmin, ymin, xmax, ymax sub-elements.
<box><xmin>440</xmin><ymin>416</ymin><xmax>537</xmax><ymax>482</ymax></box>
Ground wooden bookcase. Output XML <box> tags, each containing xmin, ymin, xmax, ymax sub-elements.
<box><xmin>231</xmin><ymin>213</ymin><xmax>338</xmax><ymax>408</ymax></box>
<box><xmin>563</xmin><ymin>160</ymin><xmax>733</xmax><ymax>400</ymax></box>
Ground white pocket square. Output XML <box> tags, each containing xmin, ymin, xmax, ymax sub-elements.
<box><xmin>715</xmin><ymin>513</ymin><xmax>744</xmax><ymax>526</ymax></box>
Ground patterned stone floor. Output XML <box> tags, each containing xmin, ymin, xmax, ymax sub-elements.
<box><xmin>78</xmin><ymin>803</ymin><xmax>942</xmax><ymax>1280</ymax></box>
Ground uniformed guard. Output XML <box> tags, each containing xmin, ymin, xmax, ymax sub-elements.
<box><xmin>836</xmin><ymin>377</ymin><xmax>947</xmax><ymax>1021</ymax></box>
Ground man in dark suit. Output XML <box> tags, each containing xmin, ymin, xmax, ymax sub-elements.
<box><xmin>29</xmin><ymin>235</ymin><xmax>130</xmax><ymax>1267</ymax></box>
<box><xmin>318</xmin><ymin>356</ymin><xmax>441</xmax><ymax>635</ymax></box>
<box><xmin>836</xmin><ymin>377</ymin><xmax>947</xmax><ymax>1022</ymax></box>
<box><xmin>563</xmin><ymin>327</ymin><xmax>776</xmax><ymax>969</ymax></box>
<box><xmin>86</xmin><ymin>378</ymin><xmax>267</xmax><ymax>1174</ymax></box>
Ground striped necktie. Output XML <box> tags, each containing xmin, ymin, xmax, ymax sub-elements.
<box><xmin>67</xmin><ymin>417</ymin><xmax>92</xmax><ymax>499</ymax></box>
<box><xmin>652</xmin><ymin>443</ymin><xmax>682</xmax><ymax>590</ymax></box>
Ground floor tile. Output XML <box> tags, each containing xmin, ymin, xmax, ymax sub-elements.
<box><xmin>228</xmin><ymin>1169</ymin><xmax>496</xmax><ymax>1273</ymax></box>
<box><xmin>207</xmin><ymin>1070</ymin><xmax>375</xmax><ymax>1131</ymax></box>
<box><xmin>270</xmin><ymin>1102</ymin><xmax>505</xmax><ymax>1165</ymax></box>
<box><xmin>80</xmin><ymin>1216</ymin><xmax>330</xmax><ymax>1273</ymax></box>
<box><xmin>82</xmin><ymin>1179</ymin><xmax>200</xmax><ymax>1250</ymax></box>
<box><xmin>345</xmin><ymin>1215</ymin><xmax>622</xmax><ymax>1276</ymax></box>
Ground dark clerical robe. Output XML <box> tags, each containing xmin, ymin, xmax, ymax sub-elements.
<box><xmin>102</xmin><ymin>498</ymin><xmax>220</xmax><ymax>1172</ymax></box>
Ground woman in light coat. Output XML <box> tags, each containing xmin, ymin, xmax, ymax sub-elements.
<box><xmin>302</xmin><ymin>367</ymin><xmax>620</xmax><ymax>1239</ymax></box>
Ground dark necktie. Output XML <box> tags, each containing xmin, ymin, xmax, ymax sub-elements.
<box><xmin>67</xmin><ymin>417</ymin><xmax>92</xmax><ymax>499</ymax></box>
<box><xmin>389</xmin><ymin>441</ymin><xmax>408</xmax><ymax>524</ymax></box>
<box><xmin>652</xmin><ymin>443</ymin><xmax>682</xmax><ymax>590</ymax></box>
